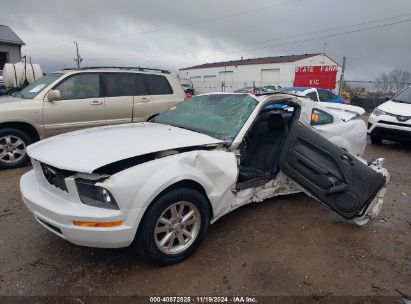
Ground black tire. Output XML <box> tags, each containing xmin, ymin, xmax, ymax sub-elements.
<box><xmin>370</xmin><ymin>135</ymin><xmax>382</xmax><ymax>145</ymax></box>
<box><xmin>0</xmin><ymin>128</ymin><xmax>32</xmax><ymax>169</ymax></box>
<box><xmin>134</xmin><ymin>188</ymin><xmax>210</xmax><ymax>265</ymax></box>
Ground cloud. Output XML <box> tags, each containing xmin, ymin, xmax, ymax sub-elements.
<box><xmin>1</xmin><ymin>0</ymin><xmax>411</xmax><ymax>79</ymax></box>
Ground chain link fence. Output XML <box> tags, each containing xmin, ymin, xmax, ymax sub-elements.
<box><xmin>343</xmin><ymin>80</ymin><xmax>411</xmax><ymax>112</ymax></box>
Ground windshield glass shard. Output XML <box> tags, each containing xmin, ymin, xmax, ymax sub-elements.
<box><xmin>154</xmin><ymin>94</ymin><xmax>258</xmax><ymax>143</ymax></box>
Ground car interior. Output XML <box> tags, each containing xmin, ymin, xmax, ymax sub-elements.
<box><xmin>236</xmin><ymin>100</ymin><xmax>296</xmax><ymax>190</ymax></box>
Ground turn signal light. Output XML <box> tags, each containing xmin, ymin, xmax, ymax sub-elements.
<box><xmin>73</xmin><ymin>221</ymin><xmax>123</xmax><ymax>227</ymax></box>
<box><xmin>311</xmin><ymin>113</ymin><xmax>319</xmax><ymax>122</ymax></box>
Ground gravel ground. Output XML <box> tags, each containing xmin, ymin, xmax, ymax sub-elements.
<box><xmin>0</xmin><ymin>139</ymin><xmax>410</xmax><ymax>298</ymax></box>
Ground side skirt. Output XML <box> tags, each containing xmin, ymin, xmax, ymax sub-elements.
<box><xmin>210</xmin><ymin>172</ymin><xmax>302</xmax><ymax>224</ymax></box>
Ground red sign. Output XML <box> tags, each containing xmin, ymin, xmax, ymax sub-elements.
<box><xmin>294</xmin><ymin>65</ymin><xmax>338</xmax><ymax>89</ymax></box>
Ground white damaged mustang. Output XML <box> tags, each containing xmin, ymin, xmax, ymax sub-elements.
<box><xmin>21</xmin><ymin>93</ymin><xmax>389</xmax><ymax>265</ymax></box>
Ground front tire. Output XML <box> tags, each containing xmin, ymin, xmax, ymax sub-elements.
<box><xmin>370</xmin><ymin>135</ymin><xmax>382</xmax><ymax>145</ymax></box>
<box><xmin>0</xmin><ymin>128</ymin><xmax>32</xmax><ymax>169</ymax></box>
<box><xmin>134</xmin><ymin>188</ymin><xmax>210</xmax><ymax>265</ymax></box>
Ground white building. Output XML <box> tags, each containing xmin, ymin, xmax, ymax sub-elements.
<box><xmin>179</xmin><ymin>53</ymin><xmax>342</xmax><ymax>94</ymax></box>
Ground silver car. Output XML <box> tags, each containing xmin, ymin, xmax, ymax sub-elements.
<box><xmin>0</xmin><ymin>67</ymin><xmax>185</xmax><ymax>168</ymax></box>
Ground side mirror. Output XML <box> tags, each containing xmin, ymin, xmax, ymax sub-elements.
<box><xmin>47</xmin><ymin>89</ymin><xmax>61</xmax><ymax>102</ymax></box>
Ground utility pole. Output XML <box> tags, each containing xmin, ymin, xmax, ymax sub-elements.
<box><xmin>338</xmin><ymin>56</ymin><xmax>346</xmax><ymax>95</ymax></box>
<box><xmin>322</xmin><ymin>42</ymin><xmax>327</xmax><ymax>64</ymax></box>
<box><xmin>73</xmin><ymin>41</ymin><xmax>82</xmax><ymax>68</ymax></box>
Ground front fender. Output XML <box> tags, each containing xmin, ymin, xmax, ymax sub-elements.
<box><xmin>103</xmin><ymin>150</ymin><xmax>238</xmax><ymax>222</ymax></box>
<box><xmin>0</xmin><ymin>100</ymin><xmax>45</xmax><ymax>138</ymax></box>
<box><xmin>314</xmin><ymin>121</ymin><xmax>366</xmax><ymax>157</ymax></box>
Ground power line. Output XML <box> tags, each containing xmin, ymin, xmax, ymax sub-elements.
<box><xmin>149</xmin><ymin>12</ymin><xmax>411</xmax><ymax>62</ymax></box>
<box><xmin>228</xmin><ymin>18</ymin><xmax>411</xmax><ymax>59</ymax></box>
<box><xmin>348</xmin><ymin>58</ymin><xmax>411</xmax><ymax>63</ymax></box>
<box><xmin>77</xmin><ymin>0</ymin><xmax>305</xmax><ymax>43</ymax></box>
<box><xmin>83</xmin><ymin>13</ymin><xmax>411</xmax><ymax>61</ymax></box>
<box><xmin>86</xmin><ymin>15</ymin><xmax>411</xmax><ymax>65</ymax></box>
<box><xmin>30</xmin><ymin>0</ymin><xmax>305</xmax><ymax>53</ymax></box>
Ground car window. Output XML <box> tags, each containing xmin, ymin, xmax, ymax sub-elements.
<box><xmin>319</xmin><ymin>89</ymin><xmax>337</xmax><ymax>101</ymax></box>
<box><xmin>392</xmin><ymin>87</ymin><xmax>411</xmax><ymax>104</ymax></box>
<box><xmin>103</xmin><ymin>73</ymin><xmax>137</xmax><ymax>97</ymax></box>
<box><xmin>328</xmin><ymin>91</ymin><xmax>338</xmax><ymax>100</ymax></box>
<box><xmin>306</xmin><ymin>91</ymin><xmax>318</xmax><ymax>101</ymax></box>
<box><xmin>144</xmin><ymin>74</ymin><xmax>173</xmax><ymax>95</ymax></box>
<box><xmin>310</xmin><ymin>108</ymin><xmax>334</xmax><ymax>126</ymax></box>
<box><xmin>318</xmin><ymin>89</ymin><xmax>331</xmax><ymax>101</ymax></box>
<box><xmin>133</xmin><ymin>74</ymin><xmax>150</xmax><ymax>96</ymax></box>
<box><xmin>55</xmin><ymin>73</ymin><xmax>100</xmax><ymax>100</ymax></box>
<box><xmin>15</xmin><ymin>73</ymin><xmax>63</xmax><ymax>99</ymax></box>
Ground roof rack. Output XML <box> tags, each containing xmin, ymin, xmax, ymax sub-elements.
<box><xmin>63</xmin><ymin>66</ymin><xmax>170</xmax><ymax>74</ymax></box>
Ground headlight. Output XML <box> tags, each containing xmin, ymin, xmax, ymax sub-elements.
<box><xmin>373</xmin><ymin>108</ymin><xmax>388</xmax><ymax>116</ymax></box>
<box><xmin>75</xmin><ymin>179</ymin><xmax>119</xmax><ymax>210</ymax></box>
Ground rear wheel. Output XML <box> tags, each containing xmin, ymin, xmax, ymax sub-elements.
<box><xmin>0</xmin><ymin>128</ymin><xmax>32</xmax><ymax>169</ymax></box>
<box><xmin>370</xmin><ymin>135</ymin><xmax>382</xmax><ymax>145</ymax></box>
<box><xmin>134</xmin><ymin>188</ymin><xmax>210</xmax><ymax>265</ymax></box>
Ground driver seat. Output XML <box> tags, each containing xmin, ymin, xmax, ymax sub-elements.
<box><xmin>239</xmin><ymin>112</ymin><xmax>288</xmax><ymax>181</ymax></box>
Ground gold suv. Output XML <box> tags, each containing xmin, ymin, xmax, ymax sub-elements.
<box><xmin>0</xmin><ymin>67</ymin><xmax>185</xmax><ymax>168</ymax></box>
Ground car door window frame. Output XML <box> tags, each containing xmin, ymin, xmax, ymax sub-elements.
<box><xmin>133</xmin><ymin>73</ymin><xmax>150</xmax><ymax>96</ymax></box>
<box><xmin>306</xmin><ymin>91</ymin><xmax>318</xmax><ymax>101</ymax></box>
<box><xmin>317</xmin><ymin>89</ymin><xmax>331</xmax><ymax>101</ymax></box>
<box><xmin>143</xmin><ymin>74</ymin><xmax>174</xmax><ymax>95</ymax></box>
<box><xmin>102</xmin><ymin>72</ymin><xmax>145</xmax><ymax>97</ymax></box>
<box><xmin>328</xmin><ymin>91</ymin><xmax>338</xmax><ymax>100</ymax></box>
<box><xmin>52</xmin><ymin>72</ymin><xmax>103</xmax><ymax>100</ymax></box>
<box><xmin>278</xmin><ymin>117</ymin><xmax>386</xmax><ymax>220</ymax></box>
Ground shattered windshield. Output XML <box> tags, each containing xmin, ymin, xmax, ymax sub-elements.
<box><xmin>154</xmin><ymin>94</ymin><xmax>258</xmax><ymax>143</ymax></box>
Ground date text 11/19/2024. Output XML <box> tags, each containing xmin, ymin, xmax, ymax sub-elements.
<box><xmin>149</xmin><ymin>296</ymin><xmax>257</xmax><ymax>303</ymax></box>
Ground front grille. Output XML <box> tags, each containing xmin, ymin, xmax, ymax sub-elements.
<box><xmin>394</xmin><ymin>115</ymin><xmax>411</xmax><ymax>122</ymax></box>
<box><xmin>371</xmin><ymin>127</ymin><xmax>411</xmax><ymax>141</ymax></box>
<box><xmin>40</xmin><ymin>163</ymin><xmax>74</xmax><ymax>192</ymax></box>
<box><xmin>379</xmin><ymin>120</ymin><xmax>411</xmax><ymax>128</ymax></box>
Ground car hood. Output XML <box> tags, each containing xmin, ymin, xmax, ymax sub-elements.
<box><xmin>27</xmin><ymin>123</ymin><xmax>223</xmax><ymax>173</ymax></box>
<box><xmin>378</xmin><ymin>100</ymin><xmax>411</xmax><ymax>116</ymax></box>
<box><xmin>0</xmin><ymin>95</ymin><xmax>28</xmax><ymax>104</ymax></box>
<box><xmin>319</xmin><ymin>102</ymin><xmax>365</xmax><ymax>121</ymax></box>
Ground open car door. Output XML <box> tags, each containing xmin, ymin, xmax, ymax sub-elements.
<box><xmin>278</xmin><ymin>121</ymin><xmax>387</xmax><ymax>222</ymax></box>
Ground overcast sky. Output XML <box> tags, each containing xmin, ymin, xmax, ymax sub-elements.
<box><xmin>1</xmin><ymin>0</ymin><xmax>411</xmax><ymax>80</ymax></box>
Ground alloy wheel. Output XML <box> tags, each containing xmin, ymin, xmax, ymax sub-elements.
<box><xmin>154</xmin><ymin>201</ymin><xmax>201</xmax><ymax>255</ymax></box>
<box><xmin>0</xmin><ymin>135</ymin><xmax>27</xmax><ymax>164</ymax></box>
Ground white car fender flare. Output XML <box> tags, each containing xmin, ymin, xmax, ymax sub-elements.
<box><xmin>109</xmin><ymin>150</ymin><xmax>238</xmax><ymax>220</ymax></box>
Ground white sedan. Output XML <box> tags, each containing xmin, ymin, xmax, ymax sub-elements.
<box><xmin>302</xmin><ymin>101</ymin><xmax>367</xmax><ymax>156</ymax></box>
<box><xmin>20</xmin><ymin>93</ymin><xmax>388</xmax><ymax>265</ymax></box>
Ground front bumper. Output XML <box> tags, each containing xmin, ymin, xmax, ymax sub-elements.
<box><xmin>20</xmin><ymin>170</ymin><xmax>144</xmax><ymax>248</ymax></box>
<box><xmin>368</xmin><ymin>114</ymin><xmax>411</xmax><ymax>142</ymax></box>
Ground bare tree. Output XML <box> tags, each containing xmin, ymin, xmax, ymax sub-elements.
<box><xmin>389</xmin><ymin>69</ymin><xmax>411</xmax><ymax>93</ymax></box>
<box><xmin>375</xmin><ymin>73</ymin><xmax>390</xmax><ymax>94</ymax></box>
<box><xmin>375</xmin><ymin>69</ymin><xmax>411</xmax><ymax>94</ymax></box>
